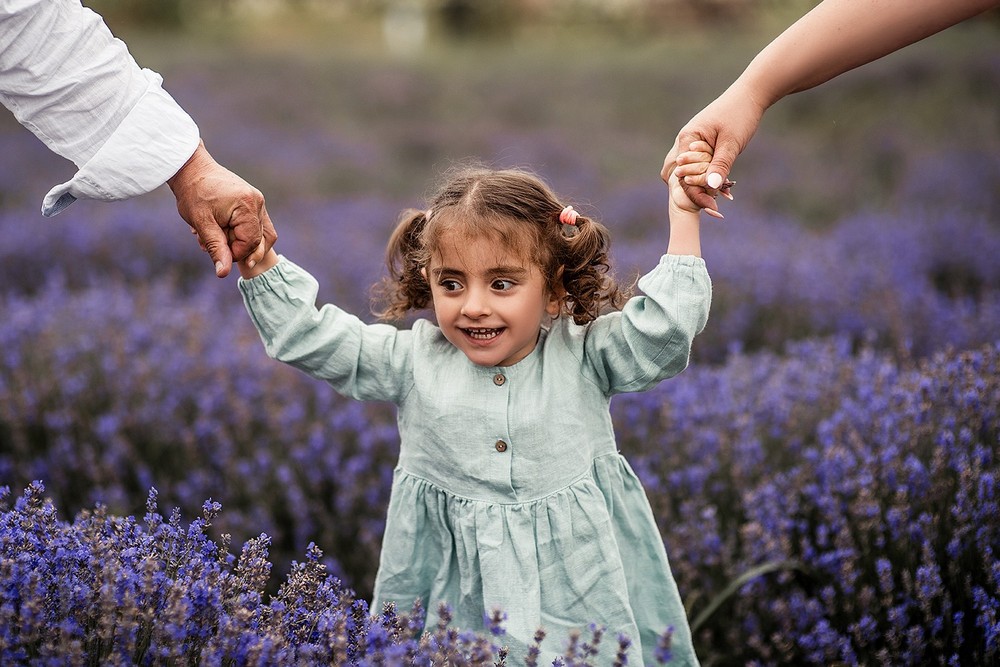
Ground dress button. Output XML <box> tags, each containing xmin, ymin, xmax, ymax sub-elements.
<box><xmin>495</xmin><ymin>440</ymin><xmax>508</xmax><ymax>453</ymax></box>
<box><xmin>493</xmin><ymin>373</ymin><xmax>506</xmax><ymax>386</ymax></box>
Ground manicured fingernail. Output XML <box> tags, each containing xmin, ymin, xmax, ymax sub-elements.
<box><xmin>705</xmin><ymin>208</ymin><xmax>725</xmax><ymax>220</ymax></box>
<box><xmin>215</xmin><ymin>261</ymin><xmax>224</xmax><ymax>274</ymax></box>
<box><xmin>707</xmin><ymin>172</ymin><xmax>723</xmax><ymax>189</ymax></box>
<box><xmin>722</xmin><ymin>191</ymin><xmax>735</xmax><ymax>201</ymax></box>
<box><xmin>248</xmin><ymin>259</ymin><xmax>256</xmax><ymax>268</ymax></box>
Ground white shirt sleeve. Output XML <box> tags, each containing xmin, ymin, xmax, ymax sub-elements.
<box><xmin>0</xmin><ymin>0</ymin><xmax>200</xmax><ymax>216</ymax></box>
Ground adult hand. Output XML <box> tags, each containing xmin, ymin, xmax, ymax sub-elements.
<box><xmin>662</xmin><ymin>0</ymin><xmax>1000</xmax><ymax>213</ymax></box>
<box><xmin>661</xmin><ymin>83</ymin><xmax>765</xmax><ymax>213</ymax></box>
<box><xmin>167</xmin><ymin>141</ymin><xmax>277</xmax><ymax>278</ymax></box>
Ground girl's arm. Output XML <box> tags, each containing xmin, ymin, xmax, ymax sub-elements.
<box><xmin>666</xmin><ymin>141</ymin><xmax>718</xmax><ymax>257</ymax></box>
<box><xmin>237</xmin><ymin>255</ymin><xmax>415</xmax><ymax>404</ymax></box>
<box><xmin>666</xmin><ymin>198</ymin><xmax>702</xmax><ymax>258</ymax></box>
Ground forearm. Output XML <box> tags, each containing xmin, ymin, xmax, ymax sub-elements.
<box><xmin>666</xmin><ymin>205</ymin><xmax>702</xmax><ymax>258</ymax></box>
<box><xmin>737</xmin><ymin>0</ymin><xmax>999</xmax><ymax>109</ymax></box>
<box><xmin>238</xmin><ymin>257</ymin><xmax>412</xmax><ymax>404</ymax></box>
<box><xmin>1</xmin><ymin>0</ymin><xmax>200</xmax><ymax>215</ymax></box>
<box><xmin>0</xmin><ymin>0</ymin><xmax>148</xmax><ymax>165</ymax></box>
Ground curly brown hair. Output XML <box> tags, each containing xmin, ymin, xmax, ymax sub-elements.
<box><xmin>372</xmin><ymin>165</ymin><xmax>630</xmax><ymax>324</ymax></box>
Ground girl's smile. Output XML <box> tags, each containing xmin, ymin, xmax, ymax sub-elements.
<box><xmin>425</xmin><ymin>233</ymin><xmax>560</xmax><ymax>367</ymax></box>
<box><xmin>462</xmin><ymin>326</ymin><xmax>505</xmax><ymax>342</ymax></box>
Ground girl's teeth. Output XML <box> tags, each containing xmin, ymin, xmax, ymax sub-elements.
<box><xmin>467</xmin><ymin>328</ymin><xmax>499</xmax><ymax>340</ymax></box>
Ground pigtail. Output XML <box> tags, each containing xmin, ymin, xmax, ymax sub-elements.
<box><xmin>371</xmin><ymin>208</ymin><xmax>432</xmax><ymax>320</ymax></box>
<box><xmin>556</xmin><ymin>212</ymin><xmax>631</xmax><ymax>324</ymax></box>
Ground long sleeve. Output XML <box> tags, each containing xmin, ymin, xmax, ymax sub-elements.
<box><xmin>238</xmin><ymin>256</ymin><xmax>415</xmax><ymax>404</ymax></box>
<box><xmin>570</xmin><ymin>253</ymin><xmax>712</xmax><ymax>395</ymax></box>
<box><xmin>0</xmin><ymin>0</ymin><xmax>199</xmax><ymax>216</ymax></box>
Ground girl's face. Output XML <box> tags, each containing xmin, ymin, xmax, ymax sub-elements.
<box><xmin>425</xmin><ymin>232</ymin><xmax>560</xmax><ymax>367</ymax></box>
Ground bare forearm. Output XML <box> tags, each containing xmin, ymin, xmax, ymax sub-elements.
<box><xmin>739</xmin><ymin>0</ymin><xmax>999</xmax><ymax>108</ymax></box>
<box><xmin>666</xmin><ymin>207</ymin><xmax>702</xmax><ymax>258</ymax></box>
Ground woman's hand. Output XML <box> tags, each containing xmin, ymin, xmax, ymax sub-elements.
<box><xmin>662</xmin><ymin>83</ymin><xmax>762</xmax><ymax>215</ymax></box>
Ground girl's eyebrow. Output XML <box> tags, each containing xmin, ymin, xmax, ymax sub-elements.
<box><xmin>430</xmin><ymin>267</ymin><xmax>464</xmax><ymax>279</ymax></box>
<box><xmin>485</xmin><ymin>265</ymin><xmax>529</xmax><ymax>279</ymax></box>
<box><xmin>431</xmin><ymin>265</ymin><xmax>529</xmax><ymax>279</ymax></box>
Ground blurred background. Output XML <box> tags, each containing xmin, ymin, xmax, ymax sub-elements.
<box><xmin>1</xmin><ymin>1</ymin><xmax>999</xmax><ymax>664</ymax></box>
<box><xmin>8</xmin><ymin>0</ymin><xmax>1000</xmax><ymax>223</ymax></box>
<box><xmin>72</xmin><ymin>0</ymin><xmax>1000</xmax><ymax>233</ymax></box>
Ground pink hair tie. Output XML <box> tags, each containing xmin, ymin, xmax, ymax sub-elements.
<box><xmin>559</xmin><ymin>205</ymin><xmax>579</xmax><ymax>226</ymax></box>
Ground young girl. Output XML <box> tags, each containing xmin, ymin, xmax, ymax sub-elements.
<box><xmin>237</xmin><ymin>144</ymin><xmax>720</xmax><ymax>666</ymax></box>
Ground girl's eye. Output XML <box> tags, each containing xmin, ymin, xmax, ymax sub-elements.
<box><xmin>440</xmin><ymin>279</ymin><xmax>462</xmax><ymax>291</ymax></box>
<box><xmin>491</xmin><ymin>279</ymin><xmax>515</xmax><ymax>291</ymax></box>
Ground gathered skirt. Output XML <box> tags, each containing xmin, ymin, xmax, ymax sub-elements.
<box><xmin>372</xmin><ymin>452</ymin><xmax>699</xmax><ymax>666</ymax></box>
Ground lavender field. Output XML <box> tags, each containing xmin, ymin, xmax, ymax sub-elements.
<box><xmin>1</xmin><ymin>10</ymin><xmax>999</xmax><ymax>665</ymax></box>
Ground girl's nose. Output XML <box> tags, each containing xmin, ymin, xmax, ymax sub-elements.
<box><xmin>460</xmin><ymin>288</ymin><xmax>491</xmax><ymax>318</ymax></box>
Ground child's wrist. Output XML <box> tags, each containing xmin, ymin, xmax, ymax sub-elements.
<box><xmin>238</xmin><ymin>248</ymin><xmax>280</xmax><ymax>279</ymax></box>
<box><xmin>667</xmin><ymin>203</ymin><xmax>702</xmax><ymax>257</ymax></box>
<box><xmin>668</xmin><ymin>197</ymin><xmax>701</xmax><ymax>221</ymax></box>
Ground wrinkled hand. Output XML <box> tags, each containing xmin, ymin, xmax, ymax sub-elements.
<box><xmin>168</xmin><ymin>141</ymin><xmax>277</xmax><ymax>278</ymax></box>
<box><xmin>662</xmin><ymin>84</ymin><xmax>765</xmax><ymax>214</ymax></box>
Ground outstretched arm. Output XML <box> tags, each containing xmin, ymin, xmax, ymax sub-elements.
<box><xmin>739</xmin><ymin>0</ymin><xmax>998</xmax><ymax>104</ymax></box>
<box><xmin>663</xmin><ymin>0</ymin><xmax>1000</xmax><ymax>209</ymax></box>
<box><xmin>0</xmin><ymin>0</ymin><xmax>274</xmax><ymax>277</ymax></box>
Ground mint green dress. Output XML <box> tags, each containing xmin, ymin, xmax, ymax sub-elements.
<box><xmin>239</xmin><ymin>253</ymin><xmax>710</xmax><ymax>666</ymax></box>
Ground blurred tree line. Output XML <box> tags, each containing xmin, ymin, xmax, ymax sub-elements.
<box><xmin>86</xmin><ymin>0</ymin><xmax>999</xmax><ymax>45</ymax></box>
<box><xmin>86</xmin><ymin>0</ymin><xmax>822</xmax><ymax>33</ymax></box>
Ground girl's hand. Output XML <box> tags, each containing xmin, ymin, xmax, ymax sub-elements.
<box><xmin>671</xmin><ymin>141</ymin><xmax>731</xmax><ymax>218</ymax></box>
<box><xmin>237</xmin><ymin>242</ymin><xmax>280</xmax><ymax>279</ymax></box>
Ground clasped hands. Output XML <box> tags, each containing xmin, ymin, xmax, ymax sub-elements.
<box><xmin>167</xmin><ymin>141</ymin><xmax>278</xmax><ymax>278</ymax></box>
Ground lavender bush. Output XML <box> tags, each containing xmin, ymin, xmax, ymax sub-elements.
<box><xmin>0</xmin><ymin>276</ymin><xmax>398</xmax><ymax>597</ymax></box>
<box><xmin>616</xmin><ymin>338</ymin><xmax>1000</xmax><ymax>664</ymax></box>
<box><xmin>1</xmin><ymin>14</ymin><xmax>998</xmax><ymax>665</ymax></box>
<box><xmin>2</xmin><ymin>339</ymin><xmax>996</xmax><ymax>664</ymax></box>
<box><xmin>1</xmin><ymin>482</ymin><xmax>649</xmax><ymax>665</ymax></box>
<box><xmin>0</xmin><ymin>482</ymin><xmax>508</xmax><ymax>665</ymax></box>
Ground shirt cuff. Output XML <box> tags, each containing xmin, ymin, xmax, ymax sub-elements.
<box><xmin>40</xmin><ymin>69</ymin><xmax>200</xmax><ymax>217</ymax></box>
